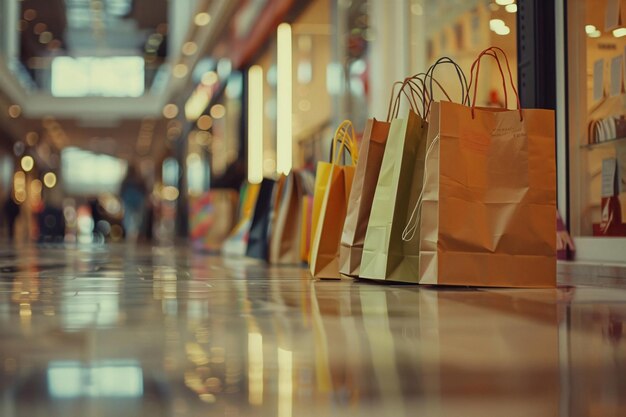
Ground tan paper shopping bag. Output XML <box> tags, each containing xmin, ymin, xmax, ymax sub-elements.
<box><xmin>339</xmin><ymin>83</ymin><xmax>411</xmax><ymax>276</ymax></box>
<box><xmin>310</xmin><ymin>121</ymin><xmax>359</xmax><ymax>279</ymax></box>
<box><xmin>359</xmin><ymin>82</ymin><xmax>429</xmax><ymax>282</ymax></box>
<box><xmin>418</xmin><ymin>47</ymin><xmax>556</xmax><ymax>287</ymax></box>
<box><xmin>270</xmin><ymin>173</ymin><xmax>301</xmax><ymax>264</ymax></box>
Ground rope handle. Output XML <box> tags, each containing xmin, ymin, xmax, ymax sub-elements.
<box><xmin>424</xmin><ymin>57</ymin><xmax>470</xmax><ymax>120</ymax></box>
<box><xmin>401</xmin><ymin>133</ymin><xmax>441</xmax><ymax>241</ymax></box>
<box><xmin>468</xmin><ymin>46</ymin><xmax>522</xmax><ymax>121</ymax></box>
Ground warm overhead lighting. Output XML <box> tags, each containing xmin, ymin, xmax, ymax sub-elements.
<box><xmin>505</xmin><ymin>4</ymin><xmax>517</xmax><ymax>13</ymax></box>
<box><xmin>248</xmin><ymin>65</ymin><xmax>264</xmax><ymax>184</ymax></box>
<box><xmin>276</xmin><ymin>23</ymin><xmax>293</xmax><ymax>175</ymax></box>
<box><xmin>489</xmin><ymin>19</ymin><xmax>506</xmax><ymax>31</ymax></box>
<box><xmin>201</xmin><ymin>71</ymin><xmax>218</xmax><ymax>86</ymax></box>
<box><xmin>495</xmin><ymin>26</ymin><xmax>511</xmax><ymax>35</ymax></box>
<box><xmin>21</xmin><ymin>156</ymin><xmax>34</xmax><ymax>172</ymax></box>
<box><xmin>8</xmin><ymin>105</ymin><xmax>21</xmax><ymax>118</ymax></box>
<box><xmin>162</xmin><ymin>186</ymin><xmax>179</xmax><ymax>201</ymax></box>
<box><xmin>585</xmin><ymin>25</ymin><xmax>597</xmax><ymax>34</ymax></box>
<box><xmin>589</xmin><ymin>30</ymin><xmax>601</xmax><ymax>38</ymax></box>
<box><xmin>613</xmin><ymin>28</ymin><xmax>626</xmax><ymax>37</ymax></box>
<box><xmin>197</xmin><ymin>115</ymin><xmax>213</xmax><ymax>130</ymax></box>
<box><xmin>210</xmin><ymin>104</ymin><xmax>226</xmax><ymax>119</ymax></box>
<box><xmin>173</xmin><ymin>63</ymin><xmax>189</xmax><ymax>78</ymax></box>
<box><xmin>163</xmin><ymin>104</ymin><xmax>179</xmax><ymax>119</ymax></box>
<box><xmin>495</xmin><ymin>0</ymin><xmax>514</xmax><ymax>5</ymax></box>
<box><xmin>43</xmin><ymin>172</ymin><xmax>57</xmax><ymax>188</ymax></box>
<box><xmin>182</xmin><ymin>41</ymin><xmax>198</xmax><ymax>56</ymax></box>
<box><xmin>194</xmin><ymin>12</ymin><xmax>211</xmax><ymax>26</ymax></box>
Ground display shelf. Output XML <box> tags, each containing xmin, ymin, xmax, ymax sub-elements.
<box><xmin>580</xmin><ymin>136</ymin><xmax>626</xmax><ymax>149</ymax></box>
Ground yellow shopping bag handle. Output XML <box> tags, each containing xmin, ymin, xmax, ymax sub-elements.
<box><xmin>330</xmin><ymin>120</ymin><xmax>359</xmax><ymax>166</ymax></box>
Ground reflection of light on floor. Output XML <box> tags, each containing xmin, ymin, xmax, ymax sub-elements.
<box><xmin>47</xmin><ymin>360</ymin><xmax>143</xmax><ymax>398</ymax></box>
<box><xmin>248</xmin><ymin>332</ymin><xmax>263</xmax><ymax>405</ymax></box>
<box><xmin>278</xmin><ymin>348</ymin><xmax>292</xmax><ymax>417</ymax></box>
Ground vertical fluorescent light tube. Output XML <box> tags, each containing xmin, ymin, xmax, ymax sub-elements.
<box><xmin>248</xmin><ymin>65</ymin><xmax>264</xmax><ymax>184</ymax></box>
<box><xmin>276</xmin><ymin>23</ymin><xmax>293</xmax><ymax>175</ymax></box>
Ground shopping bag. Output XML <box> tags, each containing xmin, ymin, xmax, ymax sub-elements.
<box><xmin>189</xmin><ymin>189</ymin><xmax>238</xmax><ymax>252</ymax></box>
<box><xmin>297</xmin><ymin>171</ymin><xmax>315</xmax><ymax>263</ymax></box>
<box><xmin>338</xmin><ymin>101</ymin><xmax>394</xmax><ymax>276</ymax></box>
<box><xmin>246</xmin><ymin>178</ymin><xmax>276</xmax><ymax>260</ymax></box>
<box><xmin>359</xmin><ymin>76</ymin><xmax>430</xmax><ymax>282</ymax></box>
<box><xmin>270</xmin><ymin>172</ymin><xmax>302</xmax><ymax>264</ymax></box>
<box><xmin>222</xmin><ymin>181</ymin><xmax>261</xmax><ymax>257</ymax></box>
<box><xmin>417</xmin><ymin>47</ymin><xmax>556</xmax><ymax>287</ymax></box>
<box><xmin>309</xmin><ymin>121</ymin><xmax>359</xmax><ymax>279</ymax></box>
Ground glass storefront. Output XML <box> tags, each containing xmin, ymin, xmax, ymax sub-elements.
<box><xmin>565</xmin><ymin>0</ymin><xmax>626</xmax><ymax>260</ymax></box>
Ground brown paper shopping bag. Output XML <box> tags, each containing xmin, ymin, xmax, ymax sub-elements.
<box><xmin>339</xmin><ymin>81</ymin><xmax>420</xmax><ymax>276</ymax></box>
<box><xmin>417</xmin><ymin>47</ymin><xmax>556</xmax><ymax>287</ymax></box>
<box><xmin>270</xmin><ymin>173</ymin><xmax>301</xmax><ymax>264</ymax></box>
<box><xmin>359</xmin><ymin>78</ymin><xmax>430</xmax><ymax>282</ymax></box>
<box><xmin>309</xmin><ymin>121</ymin><xmax>359</xmax><ymax>279</ymax></box>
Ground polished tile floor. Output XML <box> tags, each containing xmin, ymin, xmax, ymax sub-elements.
<box><xmin>0</xmin><ymin>244</ymin><xmax>624</xmax><ymax>417</ymax></box>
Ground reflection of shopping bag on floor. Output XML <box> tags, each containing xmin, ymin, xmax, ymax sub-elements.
<box><xmin>309</xmin><ymin>121</ymin><xmax>359</xmax><ymax>279</ymax></box>
<box><xmin>189</xmin><ymin>190</ymin><xmax>238</xmax><ymax>252</ymax></box>
<box><xmin>222</xmin><ymin>181</ymin><xmax>261</xmax><ymax>257</ymax></box>
<box><xmin>418</xmin><ymin>47</ymin><xmax>556</xmax><ymax>287</ymax></box>
<box><xmin>246</xmin><ymin>178</ymin><xmax>276</xmax><ymax>261</ymax></box>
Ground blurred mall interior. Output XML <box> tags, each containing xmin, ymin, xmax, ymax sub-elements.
<box><xmin>0</xmin><ymin>0</ymin><xmax>625</xmax><ymax>416</ymax></box>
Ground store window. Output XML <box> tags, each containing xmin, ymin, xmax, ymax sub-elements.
<box><xmin>409</xmin><ymin>0</ymin><xmax>518</xmax><ymax>106</ymax></box>
<box><xmin>567</xmin><ymin>0</ymin><xmax>626</xmax><ymax>243</ymax></box>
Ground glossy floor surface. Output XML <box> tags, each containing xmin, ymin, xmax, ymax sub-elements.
<box><xmin>0</xmin><ymin>244</ymin><xmax>624</xmax><ymax>417</ymax></box>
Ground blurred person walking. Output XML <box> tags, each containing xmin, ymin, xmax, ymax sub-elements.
<box><xmin>120</xmin><ymin>165</ymin><xmax>147</xmax><ymax>242</ymax></box>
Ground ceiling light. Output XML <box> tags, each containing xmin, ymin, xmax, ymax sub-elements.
<box><xmin>173</xmin><ymin>63</ymin><xmax>189</xmax><ymax>78</ymax></box>
<box><xmin>505</xmin><ymin>4</ymin><xmax>517</xmax><ymax>13</ymax></box>
<box><xmin>585</xmin><ymin>25</ymin><xmax>596</xmax><ymax>34</ymax></box>
<box><xmin>613</xmin><ymin>28</ymin><xmax>626</xmax><ymax>37</ymax></box>
<box><xmin>194</xmin><ymin>12</ymin><xmax>211</xmax><ymax>26</ymax></box>
<box><xmin>589</xmin><ymin>30</ymin><xmax>601</xmax><ymax>38</ymax></box>
<box><xmin>489</xmin><ymin>19</ymin><xmax>506</xmax><ymax>31</ymax></box>
<box><xmin>182</xmin><ymin>41</ymin><xmax>198</xmax><ymax>56</ymax></box>
<box><xmin>495</xmin><ymin>26</ymin><xmax>511</xmax><ymax>35</ymax></box>
<box><xmin>495</xmin><ymin>0</ymin><xmax>514</xmax><ymax>5</ymax></box>
<box><xmin>43</xmin><ymin>172</ymin><xmax>57</xmax><ymax>188</ymax></box>
<box><xmin>210</xmin><ymin>104</ymin><xmax>226</xmax><ymax>119</ymax></box>
<box><xmin>163</xmin><ymin>104</ymin><xmax>179</xmax><ymax>119</ymax></box>
<box><xmin>21</xmin><ymin>156</ymin><xmax>34</xmax><ymax>172</ymax></box>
